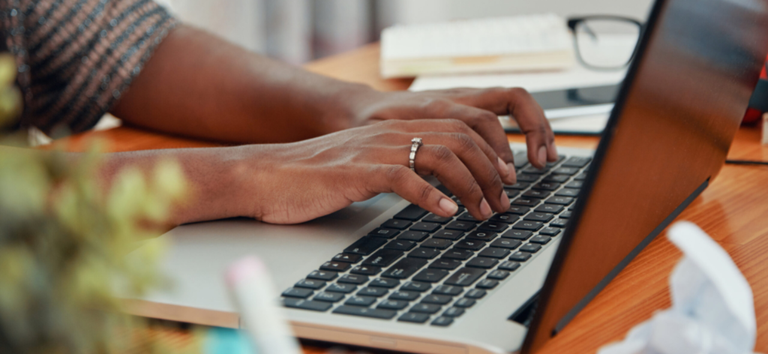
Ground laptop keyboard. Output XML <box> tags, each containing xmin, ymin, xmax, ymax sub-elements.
<box><xmin>281</xmin><ymin>152</ymin><xmax>591</xmax><ymax>327</ymax></box>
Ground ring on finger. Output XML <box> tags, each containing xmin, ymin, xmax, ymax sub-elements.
<box><xmin>409</xmin><ymin>137</ymin><xmax>423</xmax><ymax>172</ymax></box>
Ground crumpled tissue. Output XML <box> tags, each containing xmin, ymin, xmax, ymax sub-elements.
<box><xmin>598</xmin><ymin>221</ymin><xmax>757</xmax><ymax>354</ymax></box>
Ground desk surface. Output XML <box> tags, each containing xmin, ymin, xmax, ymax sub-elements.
<box><xmin>57</xmin><ymin>43</ymin><xmax>768</xmax><ymax>353</ymax></box>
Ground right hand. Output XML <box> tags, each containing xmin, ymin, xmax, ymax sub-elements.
<box><xmin>239</xmin><ymin>119</ymin><xmax>518</xmax><ymax>224</ymax></box>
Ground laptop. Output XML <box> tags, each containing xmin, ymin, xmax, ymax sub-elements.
<box><xmin>124</xmin><ymin>0</ymin><xmax>768</xmax><ymax>353</ymax></box>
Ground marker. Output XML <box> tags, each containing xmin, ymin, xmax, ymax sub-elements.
<box><xmin>226</xmin><ymin>256</ymin><xmax>301</xmax><ymax>354</ymax></box>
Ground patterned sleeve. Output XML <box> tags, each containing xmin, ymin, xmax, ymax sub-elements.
<box><xmin>0</xmin><ymin>0</ymin><xmax>177</xmax><ymax>135</ymax></box>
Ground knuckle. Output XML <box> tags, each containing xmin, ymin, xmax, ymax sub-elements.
<box><xmin>422</xmin><ymin>98</ymin><xmax>452</xmax><ymax>113</ymax></box>
<box><xmin>432</xmin><ymin>145</ymin><xmax>455</xmax><ymax>163</ymax></box>
<box><xmin>418</xmin><ymin>183</ymin><xmax>434</xmax><ymax>202</ymax></box>
<box><xmin>452</xmin><ymin>133</ymin><xmax>476</xmax><ymax>153</ymax></box>
<box><xmin>385</xmin><ymin>165</ymin><xmax>409</xmax><ymax>183</ymax></box>
<box><xmin>447</xmin><ymin>118</ymin><xmax>469</xmax><ymax>132</ymax></box>
<box><xmin>508</xmin><ymin>87</ymin><xmax>531</xmax><ymax>99</ymax></box>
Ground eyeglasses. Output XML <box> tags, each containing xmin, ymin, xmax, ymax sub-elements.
<box><xmin>567</xmin><ymin>16</ymin><xmax>644</xmax><ymax>70</ymax></box>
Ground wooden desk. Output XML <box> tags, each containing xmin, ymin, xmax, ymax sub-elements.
<box><xmin>56</xmin><ymin>43</ymin><xmax>768</xmax><ymax>353</ymax></box>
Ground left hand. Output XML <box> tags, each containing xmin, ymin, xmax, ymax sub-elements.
<box><xmin>346</xmin><ymin>87</ymin><xmax>559</xmax><ymax>173</ymax></box>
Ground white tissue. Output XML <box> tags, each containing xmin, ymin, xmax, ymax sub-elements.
<box><xmin>598</xmin><ymin>221</ymin><xmax>756</xmax><ymax>354</ymax></box>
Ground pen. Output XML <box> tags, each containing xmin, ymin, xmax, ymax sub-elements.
<box><xmin>226</xmin><ymin>256</ymin><xmax>301</xmax><ymax>354</ymax></box>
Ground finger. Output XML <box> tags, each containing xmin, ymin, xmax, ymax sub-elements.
<box><xmin>398</xmin><ymin>119</ymin><xmax>516</xmax><ymax>185</ymax></box>
<box><xmin>451</xmin><ymin>87</ymin><xmax>558</xmax><ymax>169</ymax></box>
<box><xmin>375</xmin><ymin>165</ymin><xmax>459</xmax><ymax>218</ymax></box>
<box><xmin>415</xmin><ymin>145</ymin><xmax>498</xmax><ymax>220</ymax></box>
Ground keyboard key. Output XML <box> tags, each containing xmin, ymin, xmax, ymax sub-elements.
<box><xmin>384</xmin><ymin>240</ymin><xmax>416</xmax><ymax>251</ymax></box>
<box><xmin>398</xmin><ymin>312</ymin><xmax>431</xmax><ymax>323</ymax></box>
<box><xmin>284</xmin><ymin>298</ymin><xmax>333</xmax><ymax>312</ymax></box>
<box><xmin>433</xmin><ymin>229</ymin><xmax>465</xmax><ymax>240</ymax></box>
<box><xmin>368</xmin><ymin>228</ymin><xmax>400</xmax><ymax>239</ymax></box>
<box><xmin>502</xmin><ymin>230</ymin><xmax>533</xmax><ymax>240</ymax></box>
<box><xmin>307</xmin><ymin>270</ymin><xmax>337</xmax><ymax>281</ymax></box>
<box><xmin>465</xmin><ymin>289</ymin><xmax>487</xmax><ymax>299</ymax></box>
<box><xmin>574</xmin><ymin>172</ymin><xmax>588</xmax><ymax>180</ymax></box>
<box><xmin>423</xmin><ymin>214</ymin><xmax>452</xmax><ymax>224</ymax></box>
<box><xmin>282</xmin><ymin>287</ymin><xmax>313</xmax><ymax>299</ymax></box>
<box><xmin>520</xmin><ymin>244</ymin><xmax>542</xmax><ymax>253</ymax></box>
<box><xmin>428</xmin><ymin>258</ymin><xmax>462</xmax><ymax>270</ymax></box>
<box><xmin>535</xmin><ymin>204</ymin><xmax>564</xmax><ymax>214</ymax></box>
<box><xmin>397</xmin><ymin>230</ymin><xmax>429</xmax><ymax>242</ymax></box>
<box><xmin>394</xmin><ymin>204</ymin><xmax>428</xmax><ymax>221</ymax></box>
<box><xmin>490</xmin><ymin>239</ymin><xmax>522</xmax><ymax>249</ymax></box>
<box><xmin>505</xmin><ymin>206</ymin><xmax>530</xmax><ymax>215</ymax></box>
<box><xmin>505</xmin><ymin>189</ymin><xmax>520</xmax><ymax>199</ymax></box>
<box><xmin>445</xmin><ymin>221</ymin><xmax>477</xmax><ymax>231</ymax></box>
<box><xmin>457</xmin><ymin>212</ymin><xmax>481</xmax><ymax>222</ymax></box>
<box><xmin>421</xmin><ymin>238</ymin><xmax>452</xmax><ymax>249</ymax></box>
<box><xmin>369</xmin><ymin>278</ymin><xmax>400</xmax><ymax>288</ymax></box>
<box><xmin>467</xmin><ymin>257</ymin><xmax>498</xmax><ymax>269</ymax></box>
<box><xmin>295</xmin><ymin>279</ymin><xmax>326</xmax><ymax>290</ymax></box>
<box><xmin>490</xmin><ymin>213</ymin><xmax>519</xmax><ymax>223</ymax></box>
<box><xmin>412</xmin><ymin>269</ymin><xmax>450</xmax><ymax>283</ymax></box>
<box><xmin>436</xmin><ymin>184</ymin><xmax>453</xmax><ymax>197</ymax></box>
<box><xmin>560</xmin><ymin>211</ymin><xmax>573</xmax><ymax>219</ymax></box>
<box><xmin>431</xmin><ymin>316</ymin><xmax>454</xmax><ymax>326</ymax></box>
<box><xmin>377</xmin><ymin>300</ymin><xmax>409</xmax><ymax>310</ymax></box>
<box><xmin>382</xmin><ymin>219</ymin><xmax>412</xmax><ymax>230</ymax></box>
<box><xmin>543</xmin><ymin>174</ymin><xmax>570</xmax><ymax>183</ymax></box>
<box><xmin>351</xmin><ymin>265</ymin><xmax>382</xmax><ymax>275</ymax></box>
<box><xmin>401</xmin><ymin>281</ymin><xmax>432</xmax><ymax>292</ymax></box>
<box><xmin>509</xmin><ymin>252</ymin><xmax>532</xmax><ymax>262</ymax></box>
<box><xmin>326</xmin><ymin>283</ymin><xmax>357</xmax><ymax>294</ymax></box>
<box><xmin>333</xmin><ymin>306</ymin><xmax>396</xmax><ymax>319</ymax></box>
<box><xmin>320</xmin><ymin>261</ymin><xmax>351</xmax><ymax>272</ymax></box>
<box><xmin>358</xmin><ymin>287</ymin><xmax>389</xmax><ymax>297</ymax></box>
<box><xmin>338</xmin><ymin>274</ymin><xmax>370</xmax><ymax>285</ymax></box>
<box><xmin>409</xmin><ymin>247</ymin><xmax>440</xmax><ymax>259</ymax></box>
<box><xmin>524</xmin><ymin>212</ymin><xmax>554</xmax><ymax>222</ymax></box>
<box><xmin>455</xmin><ymin>240</ymin><xmax>485</xmax><ymax>251</ymax></box>
<box><xmin>421</xmin><ymin>294</ymin><xmax>452</xmax><ymax>305</ymax></box>
<box><xmin>530</xmin><ymin>236</ymin><xmax>552</xmax><ymax>244</ymax></box>
<box><xmin>363</xmin><ymin>249</ymin><xmax>403</xmax><ymax>267</ymax></box>
<box><xmin>562</xmin><ymin>156</ymin><xmax>592</xmax><ymax>167</ymax></box>
<box><xmin>488</xmin><ymin>270</ymin><xmax>510</xmax><ymax>280</ymax></box>
<box><xmin>516</xmin><ymin>174</ymin><xmax>539</xmax><ymax>182</ymax></box>
<box><xmin>478</xmin><ymin>222</ymin><xmax>509</xmax><ymax>233</ymax></box>
<box><xmin>476</xmin><ymin>279</ymin><xmax>499</xmax><ymax>289</ymax></box>
<box><xmin>556</xmin><ymin>189</ymin><xmax>580</xmax><ymax>197</ymax></box>
<box><xmin>539</xmin><ymin>227</ymin><xmax>561</xmax><ymax>236</ymax></box>
<box><xmin>479</xmin><ymin>247</ymin><xmax>512</xmax><ymax>258</ymax></box>
<box><xmin>546</xmin><ymin>197</ymin><xmax>574</xmax><ymax>206</ymax></box>
<box><xmin>565</xmin><ymin>181</ymin><xmax>584</xmax><ymax>189</ymax></box>
<box><xmin>511</xmin><ymin>198</ymin><xmax>539</xmax><ymax>207</ymax></box>
<box><xmin>313</xmin><ymin>292</ymin><xmax>345</xmax><ymax>302</ymax></box>
<box><xmin>445</xmin><ymin>268</ymin><xmax>485</xmax><ymax>287</ymax></box>
<box><xmin>442</xmin><ymin>248</ymin><xmax>474</xmax><ymax>260</ymax></box>
<box><xmin>345</xmin><ymin>296</ymin><xmax>377</xmax><ymax>307</ymax></box>
<box><xmin>553</xmin><ymin>167</ymin><xmax>579</xmax><ymax>175</ymax></box>
<box><xmin>512</xmin><ymin>221</ymin><xmax>543</xmax><ymax>231</ymax></box>
<box><xmin>381</xmin><ymin>257</ymin><xmax>428</xmax><ymax>279</ymax></box>
<box><xmin>389</xmin><ymin>291</ymin><xmax>420</xmax><ymax>301</ymax></box>
<box><xmin>332</xmin><ymin>253</ymin><xmax>362</xmax><ymax>263</ymax></box>
<box><xmin>433</xmin><ymin>285</ymin><xmax>463</xmax><ymax>296</ymax></box>
<box><xmin>550</xmin><ymin>218</ymin><xmax>569</xmax><ymax>228</ymax></box>
<box><xmin>410</xmin><ymin>222</ymin><xmax>441</xmax><ymax>233</ymax></box>
<box><xmin>466</xmin><ymin>231</ymin><xmax>497</xmax><ymax>242</ymax></box>
<box><xmin>455</xmin><ymin>298</ymin><xmax>477</xmax><ymax>307</ymax></box>
<box><xmin>523</xmin><ymin>190</ymin><xmax>550</xmax><ymax>199</ymax></box>
<box><xmin>410</xmin><ymin>303</ymin><xmax>442</xmax><ymax>314</ymax></box>
<box><xmin>443</xmin><ymin>307</ymin><xmax>465</xmax><ymax>317</ymax></box>
<box><xmin>498</xmin><ymin>261</ymin><xmax>521</xmax><ymax>271</ymax></box>
<box><xmin>504</xmin><ymin>182</ymin><xmax>530</xmax><ymax>190</ymax></box>
<box><xmin>345</xmin><ymin>237</ymin><xmax>388</xmax><ymax>255</ymax></box>
<box><xmin>533</xmin><ymin>182</ymin><xmax>560</xmax><ymax>191</ymax></box>
<box><xmin>521</xmin><ymin>165</ymin><xmax>548</xmax><ymax>175</ymax></box>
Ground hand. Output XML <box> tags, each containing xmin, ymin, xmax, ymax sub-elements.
<box><xmin>347</xmin><ymin>87</ymin><xmax>558</xmax><ymax>170</ymax></box>
<box><xmin>238</xmin><ymin>119</ymin><xmax>519</xmax><ymax>224</ymax></box>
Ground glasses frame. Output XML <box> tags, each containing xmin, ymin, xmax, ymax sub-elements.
<box><xmin>567</xmin><ymin>15</ymin><xmax>645</xmax><ymax>71</ymax></box>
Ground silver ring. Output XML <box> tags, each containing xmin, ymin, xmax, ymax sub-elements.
<box><xmin>409</xmin><ymin>137</ymin><xmax>423</xmax><ymax>172</ymax></box>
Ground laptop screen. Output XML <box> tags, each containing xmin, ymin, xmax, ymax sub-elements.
<box><xmin>524</xmin><ymin>0</ymin><xmax>768</xmax><ymax>352</ymax></box>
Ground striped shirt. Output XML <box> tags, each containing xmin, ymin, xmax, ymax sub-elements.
<box><xmin>0</xmin><ymin>0</ymin><xmax>176</xmax><ymax>136</ymax></box>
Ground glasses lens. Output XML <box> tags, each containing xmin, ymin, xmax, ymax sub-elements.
<box><xmin>575</xmin><ymin>19</ymin><xmax>640</xmax><ymax>69</ymax></box>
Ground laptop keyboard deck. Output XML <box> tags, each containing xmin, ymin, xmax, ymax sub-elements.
<box><xmin>281</xmin><ymin>151</ymin><xmax>591</xmax><ymax>327</ymax></box>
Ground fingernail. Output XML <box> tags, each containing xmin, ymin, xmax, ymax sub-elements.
<box><xmin>499</xmin><ymin>190</ymin><xmax>510</xmax><ymax>209</ymax></box>
<box><xmin>439</xmin><ymin>198</ymin><xmax>459</xmax><ymax>216</ymax></box>
<box><xmin>497</xmin><ymin>157</ymin><xmax>510</xmax><ymax>177</ymax></box>
<box><xmin>538</xmin><ymin>146</ymin><xmax>547</xmax><ymax>166</ymax></box>
<box><xmin>479</xmin><ymin>198</ymin><xmax>492</xmax><ymax>219</ymax></box>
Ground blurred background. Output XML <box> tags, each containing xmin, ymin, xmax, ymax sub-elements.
<box><xmin>154</xmin><ymin>0</ymin><xmax>654</xmax><ymax>65</ymax></box>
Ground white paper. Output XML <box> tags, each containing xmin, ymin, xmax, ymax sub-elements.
<box><xmin>598</xmin><ymin>221</ymin><xmax>757</xmax><ymax>354</ymax></box>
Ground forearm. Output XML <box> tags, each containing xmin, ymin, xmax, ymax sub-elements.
<box><xmin>110</xmin><ymin>25</ymin><xmax>376</xmax><ymax>144</ymax></box>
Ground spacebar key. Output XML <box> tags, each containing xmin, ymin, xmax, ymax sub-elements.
<box><xmin>444</xmin><ymin>267</ymin><xmax>486</xmax><ymax>287</ymax></box>
<box><xmin>333</xmin><ymin>305</ymin><xmax>396</xmax><ymax>319</ymax></box>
